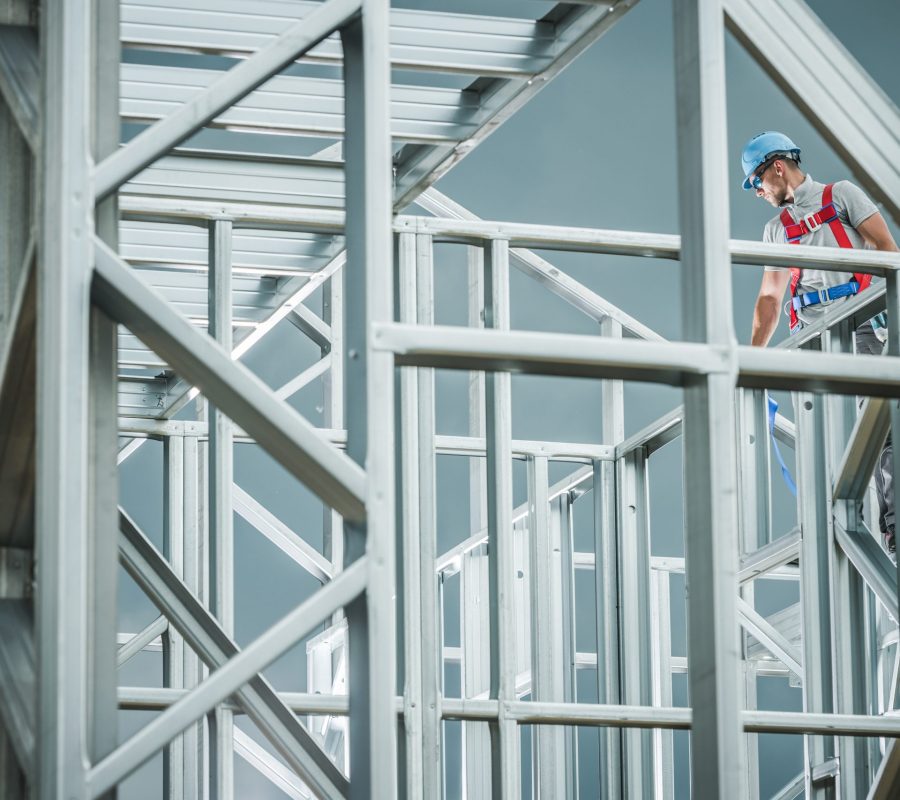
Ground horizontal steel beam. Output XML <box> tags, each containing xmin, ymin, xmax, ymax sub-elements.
<box><xmin>440</xmin><ymin>699</ymin><xmax>900</xmax><ymax>737</ymax></box>
<box><xmin>94</xmin><ymin>0</ymin><xmax>363</xmax><ymax>200</ymax></box>
<box><xmin>375</xmin><ymin>322</ymin><xmax>900</xmax><ymax>396</ymax></box>
<box><xmin>93</xmin><ymin>238</ymin><xmax>366</xmax><ymax>523</ymax></box>
<box><xmin>119</xmin><ymin>688</ymin><xmax>900</xmax><ymax>738</ymax></box>
<box><xmin>434</xmin><ymin>434</ymin><xmax>614</xmax><ymax>462</ymax></box>
<box><xmin>114</xmin><ymin>194</ymin><xmax>900</xmax><ymax>279</ymax></box>
<box><xmin>374</xmin><ymin>322</ymin><xmax>729</xmax><ymax>384</ymax></box>
<box><xmin>117</xmin><ymin>417</ymin><xmax>612</xmax><ymax>462</ymax></box>
<box><xmin>118</xmin><ymin>687</ymin><xmax>354</xmax><ymax>715</ymax></box>
<box><xmin>398</xmin><ymin>215</ymin><xmax>900</xmax><ymax>274</ymax></box>
<box><xmin>737</xmin><ymin>346</ymin><xmax>900</xmax><ymax>396</ymax></box>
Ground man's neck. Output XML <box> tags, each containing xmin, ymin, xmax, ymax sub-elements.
<box><xmin>782</xmin><ymin>171</ymin><xmax>807</xmax><ymax>204</ymax></box>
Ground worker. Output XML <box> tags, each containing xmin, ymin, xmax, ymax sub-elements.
<box><xmin>741</xmin><ymin>131</ymin><xmax>899</xmax><ymax>556</ymax></box>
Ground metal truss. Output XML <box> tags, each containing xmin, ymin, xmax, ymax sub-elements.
<box><xmin>2</xmin><ymin>0</ymin><xmax>900</xmax><ymax>797</ymax></box>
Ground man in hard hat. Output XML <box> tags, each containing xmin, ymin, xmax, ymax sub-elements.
<box><xmin>741</xmin><ymin>130</ymin><xmax>899</xmax><ymax>554</ymax></box>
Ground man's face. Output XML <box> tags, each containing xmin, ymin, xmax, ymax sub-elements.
<box><xmin>754</xmin><ymin>159</ymin><xmax>790</xmax><ymax>207</ymax></box>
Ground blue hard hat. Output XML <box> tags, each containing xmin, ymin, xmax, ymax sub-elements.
<box><xmin>740</xmin><ymin>131</ymin><xmax>801</xmax><ymax>190</ymax></box>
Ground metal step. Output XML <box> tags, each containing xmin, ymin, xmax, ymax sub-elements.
<box><xmin>121</xmin><ymin>0</ymin><xmax>554</xmax><ymax>78</ymax></box>
<box><xmin>121</xmin><ymin>153</ymin><xmax>346</xmax><ymax>210</ymax></box>
<box><xmin>121</xmin><ymin>62</ymin><xmax>480</xmax><ymax>144</ymax></box>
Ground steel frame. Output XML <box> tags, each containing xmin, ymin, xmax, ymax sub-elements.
<box><xmin>2</xmin><ymin>0</ymin><xmax>900</xmax><ymax>797</ymax></box>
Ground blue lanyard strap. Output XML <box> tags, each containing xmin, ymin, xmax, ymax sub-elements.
<box><xmin>767</xmin><ymin>394</ymin><xmax>797</xmax><ymax>497</ymax></box>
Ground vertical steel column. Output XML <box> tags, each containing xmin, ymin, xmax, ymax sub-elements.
<box><xmin>887</xmin><ymin>272</ymin><xmax>900</xmax><ymax>597</ymax></box>
<box><xmin>414</xmin><ymin>234</ymin><xmax>441</xmax><ymax>798</ymax></box>
<box><xmin>831</xmin><ymin>546</ymin><xmax>869</xmax><ymax>798</ymax></box>
<box><xmin>460</xmin><ymin>547</ymin><xmax>491</xmax><ymax>797</ymax></box>
<box><xmin>829</xmin><ymin>322</ymin><xmax>870</xmax><ymax>799</ymax></box>
<box><xmin>35</xmin><ymin>0</ymin><xmax>94</xmax><ymax>796</ymax></box>
<box><xmin>526</xmin><ymin>455</ymin><xmax>567</xmax><ymax>797</ymax></box>
<box><xmin>650</xmin><ymin>568</ymin><xmax>675</xmax><ymax>799</ymax></box>
<box><xmin>795</xmin><ymin>385</ymin><xmax>837</xmax><ymax>799</ymax></box>
<box><xmin>595</xmin><ymin>317</ymin><xmax>623</xmax><ymax>800</ymax></box>
<box><xmin>88</xmin><ymin>2</ymin><xmax>121</xmax><ymax>796</ymax></box>
<box><xmin>163</xmin><ymin>435</ymin><xmax>186</xmax><ymax>800</ymax></box>
<box><xmin>397</xmin><ymin>231</ymin><xmax>422</xmax><ymax>799</ymax></box>
<box><xmin>467</xmin><ymin>243</ymin><xmax>487</xmax><ymax>535</ymax></box>
<box><xmin>323</xmin><ymin>264</ymin><xmax>345</xmax><ymax>601</ymax></box>
<box><xmin>886</xmin><ymin>272</ymin><xmax>900</xmax><ymax>792</ymax></box>
<box><xmin>183</xmin><ymin>435</ymin><xmax>207</xmax><ymax>797</ymax></box>
<box><xmin>484</xmin><ymin>237</ymin><xmax>519</xmax><ymax>798</ymax></box>
<box><xmin>397</xmin><ymin>232</ymin><xmax>441</xmax><ymax>798</ymax></box>
<box><xmin>555</xmin><ymin>493</ymin><xmax>579</xmax><ymax>798</ymax></box>
<box><xmin>736</xmin><ymin>389</ymin><xmax>769</xmax><ymax>799</ymax></box>
<box><xmin>673</xmin><ymin>0</ymin><xmax>746</xmax><ymax>796</ymax></box>
<box><xmin>464</xmin><ymin>243</ymin><xmax>492</xmax><ymax>799</ymax></box>
<box><xmin>616</xmin><ymin>448</ymin><xmax>654</xmax><ymax>796</ymax></box>
<box><xmin>737</xmin><ymin>389</ymin><xmax>772</xmax><ymax>551</ymax></box>
<box><xmin>208</xmin><ymin>218</ymin><xmax>234</xmax><ymax>800</ymax></box>
<box><xmin>341</xmin><ymin>1</ymin><xmax>397</xmax><ymax>794</ymax></box>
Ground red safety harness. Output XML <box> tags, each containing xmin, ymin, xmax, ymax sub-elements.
<box><xmin>780</xmin><ymin>183</ymin><xmax>871</xmax><ymax>331</ymax></box>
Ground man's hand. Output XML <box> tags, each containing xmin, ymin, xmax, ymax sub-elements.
<box><xmin>751</xmin><ymin>269</ymin><xmax>791</xmax><ymax>347</ymax></box>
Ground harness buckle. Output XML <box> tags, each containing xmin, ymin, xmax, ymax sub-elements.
<box><xmin>817</xmin><ymin>288</ymin><xmax>834</xmax><ymax>306</ymax></box>
<box><xmin>804</xmin><ymin>212</ymin><xmax>822</xmax><ymax>232</ymax></box>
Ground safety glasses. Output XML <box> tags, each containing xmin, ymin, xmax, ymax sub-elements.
<box><xmin>750</xmin><ymin>157</ymin><xmax>778</xmax><ymax>190</ymax></box>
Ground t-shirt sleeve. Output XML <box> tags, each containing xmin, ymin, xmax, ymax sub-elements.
<box><xmin>833</xmin><ymin>180</ymin><xmax>879</xmax><ymax>228</ymax></box>
<box><xmin>762</xmin><ymin>218</ymin><xmax>788</xmax><ymax>273</ymax></box>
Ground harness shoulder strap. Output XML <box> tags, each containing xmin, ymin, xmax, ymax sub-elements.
<box><xmin>822</xmin><ymin>183</ymin><xmax>870</xmax><ymax>290</ymax></box>
<box><xmin>780</xmin><ymin>208</ymin><xmax>802</xmax><ymax>331</ymax></box>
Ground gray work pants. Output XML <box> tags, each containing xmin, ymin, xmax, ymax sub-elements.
<box><xmin>855</xmin><ymin>323</ymin><xmax>895</xmax><ymax>534</ymax></box>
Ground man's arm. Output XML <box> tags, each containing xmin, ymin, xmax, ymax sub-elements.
<box><xmin>857</xmin><ymin>211</ymin><xmax>900</xmax><ymax>253</ymax></box>
<box><xmin>751</xmin><ymin>269</ymin><xmax>791</xmax><ymax>347</ymax></box>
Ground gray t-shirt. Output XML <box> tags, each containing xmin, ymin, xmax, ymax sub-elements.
<box><xmin>763</xmin><ymin>174</ymin><xmax>879</xmax><ymax>326</ymax></box>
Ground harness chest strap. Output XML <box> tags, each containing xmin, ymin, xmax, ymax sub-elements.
<box><xmin>780</xmin><ymin>182</ymin><xmax>871</xmax><ymax>330</ymax></box>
